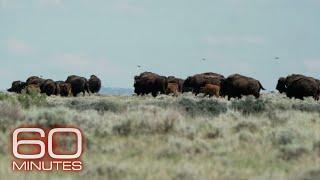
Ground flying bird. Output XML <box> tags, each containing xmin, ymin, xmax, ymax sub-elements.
<box><xmin>202</xmin><ymin>58</ymin><xmax>206</xmax><ymax>61</ymax></box>
<box><xmin>274</xmin><ymin>57</ymin><xmax>279</xmax><ymax>60</ymax></box>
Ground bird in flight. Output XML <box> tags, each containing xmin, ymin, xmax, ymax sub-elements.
<box><xmin>202</xmin><ymin>58</ymin><xmax>206</xmax><ymax>61</ymax></box>
<box><xmin>275</xmin><ymin>57</ymin><xmax>279</xmax><ymax>60</ymax></box>
<box><xmin>137</xmin><ymin>65</ymin><xmax>141</xmax><ymax>68</ymax></box>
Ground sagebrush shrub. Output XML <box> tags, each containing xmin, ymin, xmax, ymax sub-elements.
<box><xmin>231</xmin><ymin>97</ymin><xmax>267</xmax><ymax>115</ymax></box>
<box><xmin>178</xmin><ymin>98</ymin><xmax>227</xmax><ymax>117</ymax></box>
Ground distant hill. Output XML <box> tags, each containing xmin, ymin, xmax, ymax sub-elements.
<box><xmin>99</xmin><ymin>87</ymin><xmax>133</xmax><ymax>95</ymax></box>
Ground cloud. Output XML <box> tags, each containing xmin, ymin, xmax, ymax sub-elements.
<box><xmin>114</xmin><ymin>1</ymin><xmax>144</xmax><ymax>13</ymax></box>
<box><xmin>6</xmin><ymin>38</ymin><xmax>34</xmax><ymax>55</ymax></box>
<box><xmin>204</xmin><ymin>35</ymin><xmax>266</xmax><ymax>45</ymax></box>
<box><xmin>304</xmin><ymin>59</ymin><xmax>320</xmax><ymax>72</ymax></box>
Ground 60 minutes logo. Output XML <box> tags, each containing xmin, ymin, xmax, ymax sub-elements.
<box><xmin>11</xmin><ymin>126</ymin><xmax>85</xmax><ymax>172</ymax></box>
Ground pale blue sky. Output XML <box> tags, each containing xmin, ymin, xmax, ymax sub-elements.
<box><xmin>1</xmin><ymin>0</ymin><xmax>320</xmax><ymax>90</ymax></box>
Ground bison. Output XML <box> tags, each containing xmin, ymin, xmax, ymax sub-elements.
<box><xmin>25</xmin><ymin>84</ymin><xmax>41</xmax><ymax>94</ymax></box>
<box><xmin>65</xmin><ymin>75</ymin><xmax>90</xmax><ymax>97</ymax></box>
<box><xmin>183</xmin><ymin>72</ymin><xmax>225</xmax><ymax>95</ymax></box>
<box><xmin>88</xmin><ymin>75</ymin><xmax>102</xmax><ymax>94</ymax></box>
<box><xmin>7</xmin><ymin>81</ymin><xmax>26</xmax><ymax>93</ymax></box>
<box><xmin>134</xmin><ymin>72</ymin><xmax>168</xmax><ymax>97</ymax></box>
<box><xmin>220</xmin><ymin>74</ymin><xmax>265</xmax><ymax>100</ymax></box>
<box><xmin>40</xmin><ymin>79</ymin><xmax>58</xmax><ymax>96</ymax></box>
<box><xmin>167</xmin><ymin>76</ymin><xmax>184</xmax><ymax>93</ymax></box>
<box><xmin>26</xmin><ymin>76</ymin><xmax>45</xmax><ymax>86</ymax></box>
<box><xmin>166</xmin><ymin>83</ymin><xmax>179</xmax><ymax>96</ymax></box>
<box><xmin>57</xmin><ymin>82</ymin><xmax>72</xmax><ymax>97</ymax></box>
<box><xmin>276</xmin><ymin>74</ymin><xmax>307</xmax><ymax>93</ymax></box>
<box><xmin>200</xmin><ymin>84</ymin><xmax>220</xmax><ymax>97</ymax></box>
<box><xmin>277</xmin><ymin>74</ymin><xmax>320</xmax><ymax>100</ymax></box>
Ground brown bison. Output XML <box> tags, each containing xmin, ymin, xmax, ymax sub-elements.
<box><xmin>7</xmin><ymin>81</ymin><xmax>26</xmax><ymax>93</ymax></box>
<box><xmin>276</xmin><ymin>74</ymin><xmax>307</xmax><ymax>93</ymax></box>
<box><xmin>25</xmin><ymin>84</ymin><xmax>41</xmax><ymax>94</ymax></box>
<box><xmin>277</xmin><ymin>74</ymin><xmax>320</xmax><ymax>100</ymax></box>
<box><xmin>57</xmin><ymin>82</ymin><xmax>72</xmax><ymax>97</ymax></box>
<box><xmin>221</xmin><ymin>74</ymin><xmax>265</xmax><ymax>100</ymax></box>
<box><xmin>88</xmin><ymin>75</ymin><xmax>101</xmax><ymax>93</ymax></box>
<box><xmin>183</xmin><ymin>72</ymin><xmax>225</xmax><ymax>95</ymax></box>
<box><xmin>134</xmin><ymin>72</ymin><xmax>168</xmax><ymax>97</ymax></box>
<box><xmin>40</xmin><ymin>79</ymin><xmax>58</xmax><ymax>96</ymax></box>
<box><xmin>200</xmin><ymin>84</ymin><xmax>220</xmax><ymax>97</ymax></box>
<box><xmin>166</xmin><ymin>83</ymin><xmax>179</xmax><ymax>96</ymax></box>
<box><xmin>167</xmin><ymin>76</ymin><xmax>184</xmax><ymax>93</ymax></box>
<box><xmin>26</xmin><ymin>76</ymin><xmax>45</xmax><ymax>86</ymax></box>
<box><xmin>65</xmin><ymin>75</ymin><xmax>90</xmax><ymax>97</ymax></box>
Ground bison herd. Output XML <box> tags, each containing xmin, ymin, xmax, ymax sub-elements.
<box><xmin>6</xmin><ymin>72</ymin><xmax>320</xmax><ymax>101</ymax></box>
<box><xmin>134</xmin><ymin>72</ymin><xmax>320</xmax><ymax>101</ymax></box>
<box><xmin>134</xmin><ymin>72</ymin><xmax>265</xmax><ymax>100</ymax></box>
<box><xmin>7</xmin><ymin>75</ymin><xmax>101</xmax><ymax>97</ymax></box>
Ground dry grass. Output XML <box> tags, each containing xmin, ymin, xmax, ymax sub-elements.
<box><xmin>1</xmin><ymin>92</ymin><xmax>320</xmax><ymax>179</ymax></box>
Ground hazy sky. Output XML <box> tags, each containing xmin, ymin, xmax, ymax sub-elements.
<box><xmin>1</xmin><ymin>0</ymin><xmax>320</xmax><ymax>90</ymax></box>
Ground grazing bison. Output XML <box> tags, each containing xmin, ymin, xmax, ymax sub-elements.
<box><xmin>183</xmin><ymin>72</ymin><xmax>225</xmax><ymax>95</ymax></box>
<box><xmin>65</xmin><ymin>75</ymin><xmax>90</xmax><ymax>97</ymax></box>
<box><xmin>166</xmin><ymin>83</ymin><xmax>179</xmax><ymax>96</ymax></box>
<box><xmin>57</xmin><ymin>82</ymin><xmax>72</xmax><ymax>97</ymax></box>
<box><xmin>277</xmin><ymin>74</ymin><xmax>320</xmax><ymax>100</ymax></box>
<box><xmin>134</xmin><ymin>72</ymin><xmax>168</xmax><ymax>97</ymax></box>
<box><xmin>221</xmin><ymin>74</ymin><xmax>265</xmax><ymax>100</ymax></box>
<box><xmin>25</xmin><ymin>84</ymin><xmax>41</xmax><ymax>94</ymax></box>
<box><xmin>26</xmin><ymin>76</ymin><xmax>45</xmax><ymax>86</ymax></box>
<box><xmin>167</xmin><ymin>76</ymin><xmax>184</xmax><ymax>93</ymax></box>
<box><xmin>88</xmin><ymin>75</ymin><xmax>101</xmax><ymax>93</ymax></box>
<box><xmin>200</xmin><ymin>84</ymin><xmax>220</xmax><ymax>97</ymax></box>
<box><xmin>40</xmin><ymin>79</ymin><xmax>58</xmax><ymax>96</ymax></box>
<box><xmin>7</xmin><ymin>81</ymin><xmax>26</xmax><ymax>93</ymax></box>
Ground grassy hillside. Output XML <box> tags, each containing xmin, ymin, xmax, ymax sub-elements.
<box><xmin>1</xmin><ymin>92</ymin><xmax>320</xmax><ymax>179</ymax></box>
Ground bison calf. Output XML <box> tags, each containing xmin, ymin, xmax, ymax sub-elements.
<box><xmin>58</xmin><ymin>83</ymin><xmax>72</xmax><ymax>97</ymax></box>
<box><xmin>25</xmin><ymin>84</ymin><xmax>41</xmax><ymax>94</ymax></box>
<box><xmin>166</xmin><ymin>83</ymin><xmax>179</xmax><ymax>96</ymax></box>
<box><xmin>200</xmin><ymin>84</ymin><xmax>220</xmax><ymax>97</ymax></box>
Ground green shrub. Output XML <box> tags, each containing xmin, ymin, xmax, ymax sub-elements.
<box><xmin>178</xmin><ymin>98</ymin><xmax>227</xmax><ymax>117</ymax></box>
<box><xmin>0</xmin><ymin>93</ymin><xmax>13</xmax><ymax>101</ymax></box>
<box><xmin>231</xmin><ymin>97</ymin><xmax>267</xmax><ymax>115</ymax></box>
<box><xmin>68</xmin><ymin>99</ymin><xmax>125</xmax><ymax>113</ymax></box>
<box><xmin>16</xmin><ymin>92</ymin><xmax>47</xmax><ymax>109</ymax></box>
<box><xmin>292</xmin><ymin>103</ymin><xmax>320</xmax><ymax>113</ymax></box>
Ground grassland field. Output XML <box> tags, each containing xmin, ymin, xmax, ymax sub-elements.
<box><xmin>1</xmin><ymin>92</ymin><xmax>320</xmax><ymax>179</ymax></box>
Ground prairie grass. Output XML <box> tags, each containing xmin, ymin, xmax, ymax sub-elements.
<box><xmin>0</xmin><ymin>92</ymin><xmax>320</xmax><ymax>179</ymax></box>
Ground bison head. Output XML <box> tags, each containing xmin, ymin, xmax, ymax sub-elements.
<box><xmin>7</xmin><ymin>81</ymin><xmax>26</xmax><ymax>93</ymax></box>
<box><xmin>276</xmin><ymin>77</ymin><xmax>287</xmax><ymax>93</ymax></box>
